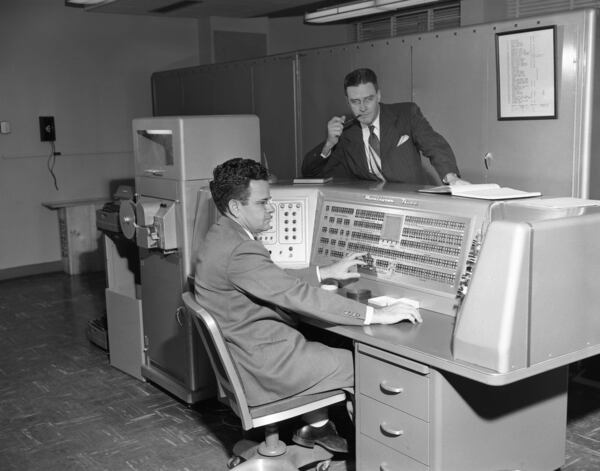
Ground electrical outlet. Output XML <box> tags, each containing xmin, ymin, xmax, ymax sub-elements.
<box><xmin>39</xmin><ymin>116</ymin><xmax>56</xmax><ymax>142</ymax></box>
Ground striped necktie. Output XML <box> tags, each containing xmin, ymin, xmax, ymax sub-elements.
<box><xmin>368</xmin><ymin>125</ymin><xmax>385</xmax><ymax>181</ymax></box>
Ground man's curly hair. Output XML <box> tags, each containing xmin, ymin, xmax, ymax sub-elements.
<box><xmin>210</xmin><ymin>158</ymin><xmax>269</xmax><ymax>216</ymax></box>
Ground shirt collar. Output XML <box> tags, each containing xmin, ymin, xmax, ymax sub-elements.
<box><xmin>236</xmin><ymin>220</ymin><xmax>256</xmax><ymax>240</ymax></box>
<box><xmin>226</xmin><ymin>216</ymin><xmax>256</xmax><ymax>240</ymax></box>
<box><xmin>361</xmin><ymin>112</ymin><xmax>381</xmax><ymax>134</ymax></box>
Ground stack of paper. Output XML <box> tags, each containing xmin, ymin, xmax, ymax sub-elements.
<box><xmin>293</xmin><ymin>177</ymin><xmax>333</xmax><ymax>184</ymax></box>
<box><xmin>419</xmin><ymin>183</ymin><xmax>541</xmax><ymax>200</ymax></box>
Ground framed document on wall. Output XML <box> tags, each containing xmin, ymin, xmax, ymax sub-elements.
<box><xmin>496</xmin><ymin>25</ymin><xmax>557</xmax><ymax>120</ymax></box>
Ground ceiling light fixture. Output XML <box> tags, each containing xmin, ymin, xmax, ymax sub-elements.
<box><xmin>305</xmin><ymin>1</ymin><xmax>381</xmax><ymax>23</ymax></box>
<box><xmin>64</xmin><ymin>0</ymin><xmax>113</xmax><ymax>8</ymax></box>
<box><xmin>305</xmin><ymin>0</ymin><xmax>438</xmax><ymax>23</ymax></box>
<box><xmin>376</xmin><ymin>0</ymin><xmax>438</xmax><ymax>10</ymax></box>
<box><xmin>150</xmin><ymin>1</ymin><xmax>203</xmax><ymax>14</ymax></box>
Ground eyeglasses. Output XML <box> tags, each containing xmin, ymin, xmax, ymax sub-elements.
<box><xmin>243</xmin><ymin>197</ymin><xmax>273</xmax><ymax>209</ymax></box>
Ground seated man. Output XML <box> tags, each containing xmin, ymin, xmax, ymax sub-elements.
<box><xmin>194</xmin><ymin>158</ymin><xmax>422</xmax><ymax>453</ymax></box>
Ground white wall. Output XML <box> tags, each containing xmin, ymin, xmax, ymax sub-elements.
<box><xmin>0</xmin><ymin>0</ymin><xmax>200</xmax><ymax>272</ymax></box>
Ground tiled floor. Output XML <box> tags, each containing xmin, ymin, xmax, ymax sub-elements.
<box><xmin>1</xmin><ymin>271</ymin><xmax>600</xmax><ymax>471</ymax></box>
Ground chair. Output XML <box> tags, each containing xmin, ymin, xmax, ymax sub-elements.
<box><xmin>182</xmin><ymin>292</ymin><xmax>347</xmax><ymax>471</ymax></box>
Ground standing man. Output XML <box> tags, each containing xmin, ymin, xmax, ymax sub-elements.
<box><xmin>194</xmin><ymin>158</ymin><xmax>421</xmax><ymax>453</ymax></box>
<box><xmin>302</xmin><ymin>68</ymin><xmax>468</xmax><ymax>185</ymax></box>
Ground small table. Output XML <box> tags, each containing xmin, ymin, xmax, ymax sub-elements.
<box><xmin>42</xmin><ymin>198</ymin><xmax>109</xmax><ymax>275</ymax></box>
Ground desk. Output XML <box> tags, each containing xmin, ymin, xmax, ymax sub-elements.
<box><xmin>312</xmin><ymin>309</ymin><xmax>568</xmax><ymax>471</ymax></box>
<box><xmin>42</xmin><ymin>198</ymin><xmax>108</xmax><ymax>275</ymax></box>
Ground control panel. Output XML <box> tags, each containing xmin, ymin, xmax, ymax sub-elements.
<box><xmin>257</xmin><ymin>198</ymin><xmax>306</xmax><ymax>263</ymax></box>
<box><xmin>312</xmin><ymin>199</ymin><xmax>474</xmax><ymax>295</ymax></box>
<box><xmin>257</xmin><ymin>187</ymin><xmax>320</xmax><ymax>268</ymax></box>
<box><xmin>256</xmin><ymin>183</ymin><xmax>491</xmax><ymax>313</ymax></box>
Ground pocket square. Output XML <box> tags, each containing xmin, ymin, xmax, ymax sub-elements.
<box><xmin>396</xmin><ymin>135</ymin><xmax>409</xmax><ymax>147</ymax></box>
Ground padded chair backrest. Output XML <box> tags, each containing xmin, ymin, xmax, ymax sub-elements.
<box><xmin>182</xmin><ymin>292</ymin><xmax>255</xmax><ymax>430</ymax></box>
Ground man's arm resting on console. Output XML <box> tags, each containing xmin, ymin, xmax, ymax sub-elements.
<box><xmin>408</xmin><ymin>103</ymin><xmax>463</xmax><ymax>182</ymax></box>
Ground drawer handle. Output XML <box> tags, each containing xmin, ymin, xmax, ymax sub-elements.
<box><xmin>380</xmin><ymin>380</ymin><xmax>403</xmax><ymax>395</ymax></box>
<box><xmin>380</xmin><ymin>422</ymin><xmax>404</xmax><ymax>437</ymax></box>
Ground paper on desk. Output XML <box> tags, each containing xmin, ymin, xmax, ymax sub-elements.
<box><xmin>419</xmin><ymin>183</ymin><xmax>541</xmax><ymax>200</ymax></box>
<box><xmin>293</xmin><ymin>177</ymin><xmax>333</xmax><ymax>184</ymax></box>
<box><xmin>368</xmin><ymin>296</ymin><xmax>420</xmax><ymax>308</ymax></box>
<box><xmin>512</xmin><ymin>197</ymin><xmax>600</xmax><ymax>209</ymax></box>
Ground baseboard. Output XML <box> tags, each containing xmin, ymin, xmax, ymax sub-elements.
<box><xmin>0</xmin><ymin>261</ymin><xmax>63</xmax><ymax>281</ymax></box>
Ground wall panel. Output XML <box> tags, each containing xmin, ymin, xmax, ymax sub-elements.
<box><xmin>411</xmin><ymin>28</ymin><xmax>489</xmax><ymax>185</ymax></box>
<box><xmin>297</xmin><ymin>45</ymin><xmax>358</xmax><ymax>168</ymax></box>
<box><xmin>481</xmin><ymin>18</ymin><xmax>581</xmax><ymax>197</ymax></box>
<box><xmin>409</xmin><ymin>10</ymin><xmax>593</xmax><ymax>196</ymax></box>
<box><xmin>210</xmin><ymin>63</ymin><xmax>254</xmax><ymax>114</ymax></box>
<box><xmin>152</xmin><ymin>9</ymin><xmax>597</xmax><ymax>191</ymax></box>
<box><xmin>181</xmin><ymin>68</ymin><xmax>215</xmax><ymax>115</ymax></box>
<box><xmin>350</xmin><ymin>38</ymin><xmax>412</xmax><ymax>103</ymax></box>
<box><xmin>152</xmin><ymin>71</ymin><xmax>183</xmax><ymax>116</ymax></box>
<box><xmin>252</xmin><ymin>56</ymin><xmax>298</xmax><ymax>180</ymax></box>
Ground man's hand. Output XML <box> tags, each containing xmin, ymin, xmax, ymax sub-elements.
<box><xmin>321</xmin><ymin>115</ymin><xmax>347</xmax><ymax>156</ymax></box>
<box><xmin>319</xmin><ymin>252</ymin><xmax>366</xmax><ymax>281</ymax></box>
<box><xmin>371</xmin><ymin>301</ymin><xmax>422</xmax><ymax>325</ymax></box>
<box><xmin>443</xmin><ymin>172</ymin><xmax>470</xmax><ymax>186</ymax></box>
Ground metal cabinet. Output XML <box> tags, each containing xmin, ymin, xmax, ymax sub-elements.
<box><xmin>122</xmin><ymin>115</ymin><xmax>261</xmax><ymax>403</ymax></box>
<box><xmin>355</xmin><ymin>343</ymin><xmax>568</xmax><ymax>471</ymax></box>
<box><xmin>357</xmin><ymin>344</ymin><xmax>431</xmax><ymax>470</ymax></box>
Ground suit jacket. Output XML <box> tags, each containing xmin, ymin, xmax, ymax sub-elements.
<box><xmin>301</xmin><ymin>102</ymin><xmax>459</xmax><ymax>184</ymax></box>
<box><xmin>194</xmin><ymin>216</ymin><xmax>367</xmax><ymax>406</ymax></box>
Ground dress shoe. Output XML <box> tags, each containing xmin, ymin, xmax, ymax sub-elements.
<box><xmin>292</xmin><ymin>420</ymin><xmax>348</xmax><ymax>453</ymax></box>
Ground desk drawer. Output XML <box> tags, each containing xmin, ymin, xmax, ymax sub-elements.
<box><xmin>358</xmin><ymin>435</ymin><xmax>429</xmax><ymax>471</ymax></box>
<box><xmin>359</xmin><ymin>395</ymin><xmax>429</xmax><ymax>465</ymax></box>
<box><xmin>358</xmin><ymin>352</ymin><xmax>429</xmax><ymax>420</ymax></box>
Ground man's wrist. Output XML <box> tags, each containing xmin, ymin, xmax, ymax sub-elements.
<box><xmin>320</xmin><ymin>147</ymin><xmax>332</xmax><ymax>159</ymax></box>
<box><xmin>317</xmin><ymin>265</ymin><xmax>333</xmax><ymax>282</ymax></box>
<box><xmin>364</xmin><ymin>306</ymin><xmax>373</xmax><ymax>325</ymax></box>
<box><xmin>442</xmin><ymin>172</ymin><xmax>459</xmax><ymax>185</ymax></box>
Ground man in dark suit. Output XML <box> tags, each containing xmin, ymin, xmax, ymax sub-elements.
<box><xmin>302</xmin><ymin>68</ymin><xmax>468</xmax><ymax>185</ymax></box>
<box><xmin>194</xmin><ymin>158</ymin><xmax>421</xmax><ymax>452</ymax></box>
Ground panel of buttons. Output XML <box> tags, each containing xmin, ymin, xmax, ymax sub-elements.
<box><xmin>312</xmin><ymin>200</ymin><xmax>471</xmax><ymax>294</ymax></box>
<box><xmin>257</xmin><ymin>199</ymin><xmax>308</xmax><ymax>266</ymax></box>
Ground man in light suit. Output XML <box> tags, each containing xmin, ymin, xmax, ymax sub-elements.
<box><xmin>194</xmin><ymin>158</ymin><xmax>421</xmax><ymax>453</ymax></box>
<box><xmin>302</xmin><ymin>67</ymin><xmax>468</xmax><ymax>185</ymax></box>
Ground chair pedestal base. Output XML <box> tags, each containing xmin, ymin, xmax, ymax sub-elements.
<box><xmin>233</xmin><ymin>439</ymin><xmax>333</xmax><ymax>469</ymax></box>
<box><xmin>258</xmin><ymin>423</ymin><xmax>286</xmax><ymax>456</ymax></box>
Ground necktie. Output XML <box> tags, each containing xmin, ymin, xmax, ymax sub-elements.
<box><xmin>368</xmin><ymin>125</ymin><xmax>385</xmax><ymax>181</ymax></box>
